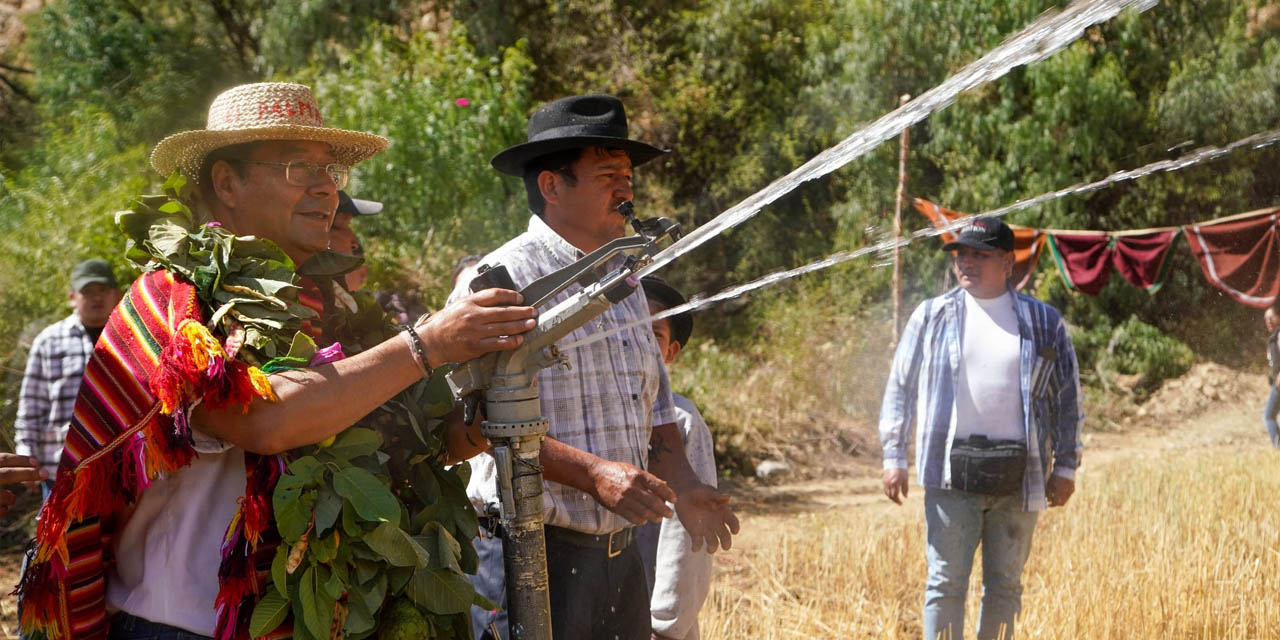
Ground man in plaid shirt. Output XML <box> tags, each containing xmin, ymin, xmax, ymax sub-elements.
<box><xmin>463</xmin><ymin>95</ymin><xmax>739</xmax><ymax>640</ymax></box>
<box><xmin>15</xmin><ymin>259</ymin><xmax>121</xmax><ymax>491</ymax></box>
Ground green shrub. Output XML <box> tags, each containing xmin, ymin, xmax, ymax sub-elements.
<box><xmin>1106</xmin><ymin>314</ymin><xmax>1195</xmax><ymax>392</ymax></box>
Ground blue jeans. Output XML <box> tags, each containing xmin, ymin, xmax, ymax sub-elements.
<box><xmin>1264</xmin><ymin>388</ymin><xmax>1280</xmax><ymax>448</ymax></box>
<box><xmin>923</xmin><ymin>488</ymin><xmax>1039</xmax><ymax>640</ymax></box>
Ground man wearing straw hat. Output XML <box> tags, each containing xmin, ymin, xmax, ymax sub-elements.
<box><xmin>878</xmin><ymin>216</ymin><xmax>1083</xmax><ymax>640</ymax></box>
<box><xmin>18</xmin><ymin>82</ymin><xmax>537</xmax><ymax>640</ymax></box>
<box><xmin>458</xmin><ymin>94</ymin><xmax>738</xmax><ymax>640</ymax></box>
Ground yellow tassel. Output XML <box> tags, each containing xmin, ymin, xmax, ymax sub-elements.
<box><xmin>248</xmin><ymin>366</ymin><xmax>278</xmax><ymax>402</ymax></box>
<box><xmin>179</xmin><ymin>320</ymin><xmax>225</xmax><ymax>371</ymax></box>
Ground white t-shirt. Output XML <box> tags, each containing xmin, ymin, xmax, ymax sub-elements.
<box><xmin>952</xmin><ymin>290</ymin><xmax>1025</xmax><ymax>442</ymax></box>
<box><xmin>106</xmin><ymin>430</ymin><xmax>246</xmax><ymax>636</ymax></box>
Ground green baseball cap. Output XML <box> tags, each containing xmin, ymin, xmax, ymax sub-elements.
<box><xmin>70</xmin><ymin>259</ymin><xmax>118</xmax><ymax>292</ymax></box>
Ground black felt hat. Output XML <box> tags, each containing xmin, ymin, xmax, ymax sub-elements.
<box><xmin>490</xmin><ymin>95</ymin><xmax>669</xmax><ymax>176</ymax></box>
<box><xmin>641</xmin><ymin>276</ymin><xmax>694</xmax><ymax>348</ymax></box>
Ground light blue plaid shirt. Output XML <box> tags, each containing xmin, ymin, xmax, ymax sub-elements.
<box><xmin>456</xmin><ymin>215</ymin><xmax>677</xmax><ymax>534</ymax></box>
<box><xmin>878</xmin><ymin>287</ymin><xmax>1083</xmax><ymax>511</ymax></box>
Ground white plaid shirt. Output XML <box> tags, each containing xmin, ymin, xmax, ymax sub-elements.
<box><xmin>16</xmin><ymin>314</ymin><xmax>96</xmax><ymax>478</ymax></box>
<box><xmin>455</xmin><ymin>215</ymin><xmax>677</xmax><ymax>535</ymax></box>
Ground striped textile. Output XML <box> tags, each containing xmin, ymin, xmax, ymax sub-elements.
<box><xmin>19</xmin><ymin>269</ymin><xmax>280</xmax><ymax>640</ymax></box>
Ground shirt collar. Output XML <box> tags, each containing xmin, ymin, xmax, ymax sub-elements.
<box><xmin>526</xmin><ymin>214</ymin><xmax>585</xmax><ymax>267</ymax></box>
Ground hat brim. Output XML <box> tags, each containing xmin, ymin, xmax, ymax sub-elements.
<box><xmin>338</xmin><ymin>191</ymin><xmax>384</xmax><ymax>216</ymax></box>
<box><xmin>72</xmin><ymin>276</ymin><xmax>117</xmax><ymax>291</ymax></box>
<box><xmin>941</xmin><ymin>238</ymin><xmax>1009</xmax><ymax>252</ymax></box>
<box><xmin>490</xmin><ymin>136</ymin><xmax>669</xmax><ymax>176</ymax></box>
<box><xmin>641</xmin><ymin>277</ymin><xmax>693</xmax><ymax>347</ymax></box>
<box><xmin>151</xmin><ymin>124</ymin><xmax>390</xmax><ymax>181</ymax></box>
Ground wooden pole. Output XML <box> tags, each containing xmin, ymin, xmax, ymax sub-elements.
<box><xmin>892</xmin><ymin>93</ymin><xmax>911</xmax><ymax>347</ymax></box>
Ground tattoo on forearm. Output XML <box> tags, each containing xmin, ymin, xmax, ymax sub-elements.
<box><xmin>649</xmin><ymin>435</ymin><xmax>673</xmax><ymax>464</ymax></box>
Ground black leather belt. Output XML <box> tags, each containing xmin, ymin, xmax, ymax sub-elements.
<box><xmin>545</xmin><ymin>525</ymin><xmax>636</xmax><ymax>558</ymax></box>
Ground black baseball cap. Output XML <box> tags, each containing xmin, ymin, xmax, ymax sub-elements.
<box><xmin>641</xmin><ymin>276</ymin><xmax>693</xmax><ymax>347</ymax></box>
<box><xmin>941</xmin><ymin>216</ymin><xmax>1014</xmax><ymax>253</ymax></box>
<box><xmin>337</xmin><ymin>191</ymin><xmax>383</xmax><ymax>216</ymax></box>
<box><xmin>70</xmin><ymin>259</ymin><xmax>118</xmax><ymax>292</ymax></box>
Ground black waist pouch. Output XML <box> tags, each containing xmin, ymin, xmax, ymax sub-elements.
<box><xmin>950</xmin><ymin>435</ymin><xmax>1027</xmax><ymax>496</ymax></box>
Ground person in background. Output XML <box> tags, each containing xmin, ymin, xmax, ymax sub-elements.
<box><xmin>637</xmin><ymin>276</ymin><xmax>716</xmax><ymax>640</ymax></box>
<box><xmin>878</xmin><ymin>216</ymin><xmax>1083</xmax><ymax>640</ymax></box>
<box><xmin>1262</xmin><ymin>304</ymin><xmax>1280</xmax><ymax>448</ymax></box>
<box><xmin>15</xmin><ymin>259</ymin><xmax>121</xmax><ymax>498</ymax></box>
<box><xmin>329</xmin><ymin>190</ymin><xmax>382</xmax><ymax>291</ymax></box>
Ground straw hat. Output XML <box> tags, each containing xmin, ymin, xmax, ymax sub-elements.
<box><xmin>150</xmin><ymin>82</ymin><xmax>389</xmax><ymax>180</ymax></box>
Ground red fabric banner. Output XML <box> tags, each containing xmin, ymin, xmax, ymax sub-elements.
<box><xmin>1112</xmin><ymin>230</ymin><xmax>1181</xmax><ymax>294</ymax></box>
<box><xmin>913</xmin><ymin>198</ymin><xmax>1046</xmax><ymax>290</ymax></box>
<box><xmin>1046</xmin><ymin>230</ymin><xmax>1182</xmax><ymax>296</ymax></box>
<box><xmin>1185</xmin><ymin>211</ymin><xmax>1280</xmax><ymax>308</ymax></box>
<box><xmin>1046</xmin><ymin>233</ymin><xmax>1112</xmax><ymax>296</ymax></box>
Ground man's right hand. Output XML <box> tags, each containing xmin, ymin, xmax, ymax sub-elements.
<box><xmin>586</xmin><ymin>459</ymin><xmax>677</xmax><ymax>525</ymax></box>
<box><xmin>0</xmin><ymin>454</ymin><xmax>47</xmax><ymax>517</ymax></box>
<box><xmin>882</xmin><ymin>467</ymin><xmax>909</xmax><ymax>505</ymax></box>
<box><xmin>418</xmin><ymin>288</ymin><xmax>537</xmax><ymax>367</ymax></box>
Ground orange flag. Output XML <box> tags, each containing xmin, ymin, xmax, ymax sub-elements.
<box><xmin>913</xmin><ymin>198</ymin><xmax>1046</xmax><ymax>290</ymax></box>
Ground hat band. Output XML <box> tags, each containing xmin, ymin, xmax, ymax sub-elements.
<box><xmin>528</xmin><ymin>123</ymin><xmax>631</xmax><ymax>143</ymax></box>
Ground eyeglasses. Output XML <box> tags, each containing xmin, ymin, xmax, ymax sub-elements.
<box><xmin>242</xmin><ymin>160</ymin><xmax>350</xmax><ymax>189</ymax></box>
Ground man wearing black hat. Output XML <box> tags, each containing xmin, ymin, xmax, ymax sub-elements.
<box><xmin>15</xmin><ymin>259</ymin><xmax>121</xmax><ymax>493</ymax></box>
<box><xmin>459</xmin><ymin>95</ymin><xmax>738</xmax><ymax>640</ymax></box>
<box><xmin>877</xmin><ymin>217</ymin><xmax>1083</xmax><ymax>640</ymax></box>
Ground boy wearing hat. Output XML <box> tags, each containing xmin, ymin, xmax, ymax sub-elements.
<box><xmin>15</xmin><ymin>259</ymin><xmax>121</xmax><ymax>490</ymax></box>
<box><xmin>461</xmin><ymin>94</ymin><xmax>737</xmax><ymax>640</ymax></box>
<box><xmin>636</xmin><ymin>276</ymin><xmax>716</xmax><ymax>640</ymax></box>
<box><xmin>877</xmin><ymin>216</ymin><xmax>1083</xmax><ymax>640</ymax></box>
<box><xmin>330</xmin><ymin>189</ymin><xmax>383</xmax><ymax>291</ymax></box>
<box><xmin>19</xmin><ymin>83</ymin><xmax>537</xmax><ymax>640</ymax></box>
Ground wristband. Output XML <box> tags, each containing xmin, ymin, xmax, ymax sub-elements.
<box><xmin>400</xmin><ymin>326</ymin><xmax>431</xmax><ymax>379</ymax></box>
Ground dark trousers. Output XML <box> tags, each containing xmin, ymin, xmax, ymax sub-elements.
<box><xmin>471</xmin><ymin>525</ymin><xmax>650</xmax><ymax>640</ymax></box>
<box><xmin>545</xmin><ymin>526</ymin><xmax>649</xmax><ymax>640</ymax></box>
<box><xmin>107</xmin><ymin>613</ymin><xmax>212</xmax><ymax>640</ymax></box>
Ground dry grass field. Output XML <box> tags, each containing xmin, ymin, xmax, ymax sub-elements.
<box><xmin>703</xmin><ymin>399</ymin><xmax>1280</xmax><ymax>639</ymax></box>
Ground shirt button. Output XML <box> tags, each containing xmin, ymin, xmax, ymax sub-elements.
<box><xmin>631</xmin><ymin>394</ymin><xmax>638</xmax><ymax>400</ymax></box>
<box><xmin>623</xmin><ymin>340</ymin><xmax>628</xmax><ymax>346</ymax></box>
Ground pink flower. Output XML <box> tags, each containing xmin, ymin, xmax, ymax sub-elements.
<box><xmin>455</xmin><ymin>98</ymin><xmax>471</xmax><ymax>107</ymax></box>
<box><xmin>205</xmin><ymin>221</ymin><xmax>222</xmax><ymax>227</ymax></box>
<box><xmin>308</xmin><ymin>342</ymin><xmax>347</xmax><ymax>366</ymax></box>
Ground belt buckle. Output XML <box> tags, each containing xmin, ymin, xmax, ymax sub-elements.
<box><xmin>606</xmin><ymin>528</ymin><xmax>626</xmax><ymax>558</ymax></box>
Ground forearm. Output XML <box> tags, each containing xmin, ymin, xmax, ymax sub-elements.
<box><xmin>539</xmin><ymin>436</ymin><xmax>605</xmax><ymax>495</ymax></box>
<box><xmin>194</xmin><ymin>334</ymin><xmax>424</xmax><ymax>454</ymax></box>
<box><xmin>647</xmin><ymin>423</ymin><xmax>699</xmax><ymax>494</ymax></box>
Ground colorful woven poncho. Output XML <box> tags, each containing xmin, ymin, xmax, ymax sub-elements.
<box><xmin>19</xmin><ymin>176</ymin><xmax>481</xmax><ymax>640</ymax></box>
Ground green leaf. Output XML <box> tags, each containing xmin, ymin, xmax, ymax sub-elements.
<box><xmin>417</xmin><ymin>522</ymin><xmax>461</xmax><ymax>572</ymax></box>
<box><xmin>388</xmin><ymin>566</ymin><xmax>413</xmax><ymax>594</ymax></box>
<box><xmin>322</xmin><ymin>428</ymin><xmax>383</xmax><ymax>462</ymax></box>
<box><xmin>271</xmin><ymin>544</ymin><xmax>290</xmax><ymax>598</ymax></box>
<box><xmin>344</xmin><ymin>593</ymin><xmax>377</xmax><ymax>637</ymax></box>
<box><xmin>472</xmin><ymin>589</ymin><xmax>498</xmax><ymax>611</ymax></box>
<box><xmin>405</xmin><ymin>567</ymin><xmax>475</xmax><ymax>615</ymax></box>
<box><xmin>314</xmin><ymin>486</ymin><xmax>342</xmax><ymax>537</ymax></box>
<box><xmin>299</xmin><ymin>566</ymin><xmax>334</xmax><ymax>640</ymax></box>
<box><xmin>321</xmin><ymin>564</ymin><xmax>345</xmax><ymax>600</ymax></box>
<box><xmin>276</xmin><ymin>490</ymin><xmax>316</xmax><ymax>542</ymax></box>
<box><xmin>249</xmin><ymin>590</ymin><xmax>291</xmax><ymax>639</ymax></box>
<box><xmin>333</xmin><ymin>467</ymin><xmax>400</xmax><ymax>524</ymax></box>
<box><xmin>364</xmin><ymin>521</ymin><xmax>431</xmax><ymax>568</ymax></box>
<box><xmin>356</xmin><ymin>571</ymin><xmax>388</xmax><ymax>615</ymax></box>
<box><xmin>353</xmin><ymin>557</ymin><xmax>379</xmax><ymax>585</ymax></box>
<box><xmin>311</xmin><ymin>529</ymin><xmax>340</xmax><ymax>564</ymax></box>
<box><xmin>342</xmin><ymin>500</ymin><xmax>364</xmax><ymax>537</ymax></box>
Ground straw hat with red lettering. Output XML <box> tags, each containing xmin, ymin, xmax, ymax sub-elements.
<box><xmin>150</xmin><ymin>82</ymin><xmax>389</xmax><ymax>180</ymax></box>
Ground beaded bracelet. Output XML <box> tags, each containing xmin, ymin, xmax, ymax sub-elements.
<box><xmin>400</xmin><ymin>326</ymin><xmax>431</xmax><ymax>379</ymax></box>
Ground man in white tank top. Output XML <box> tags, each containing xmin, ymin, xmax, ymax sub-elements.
<box><xmin>879</xmin><ymin>216</ymin><xmax>1083</xmax><ymax>640</ymax></box>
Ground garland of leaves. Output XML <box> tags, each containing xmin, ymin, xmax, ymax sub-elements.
<box><xmin>120</xmin><ymin>174</ymin><xmax>487</xmax><ymax>640</ymax></box>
